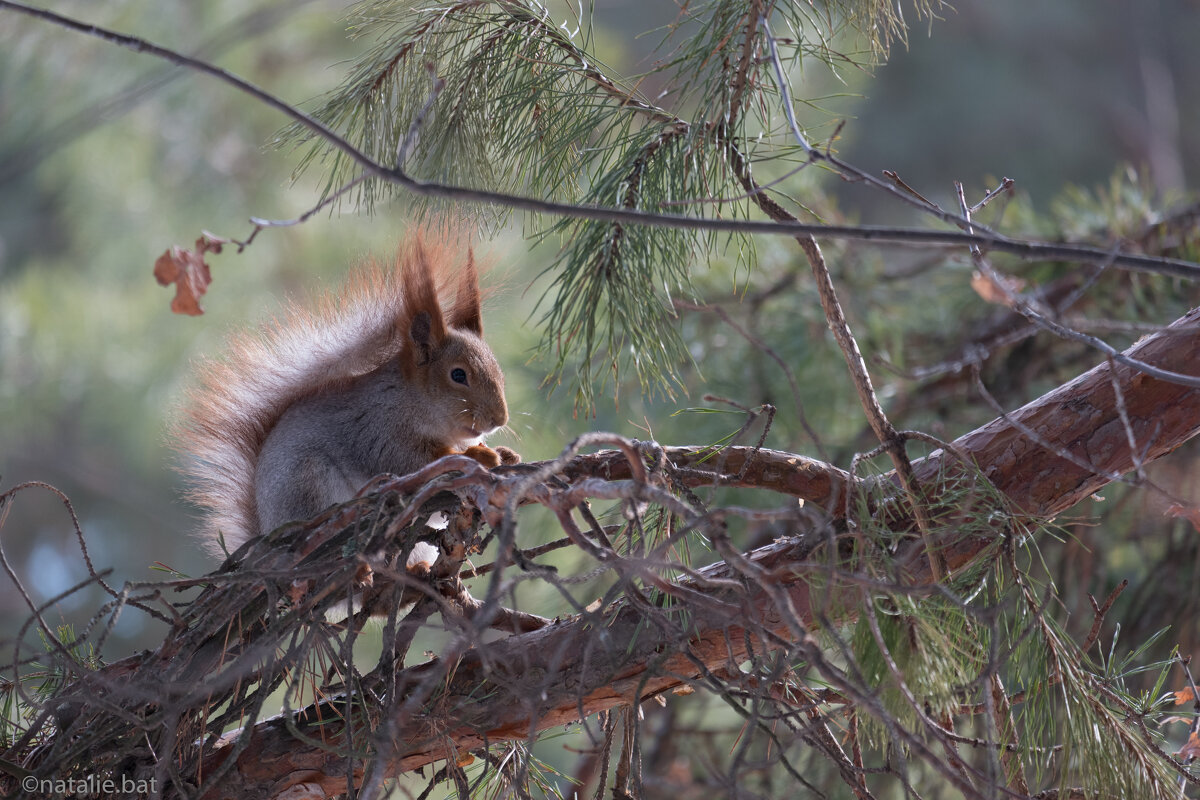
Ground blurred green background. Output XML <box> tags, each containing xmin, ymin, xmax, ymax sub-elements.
<box><xmin>1</xmin><ymin>0</ymin><xmax>1197</xmax><ymax>677</ymax></box>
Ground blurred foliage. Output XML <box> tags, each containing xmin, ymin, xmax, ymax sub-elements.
<box><xmin>837</xmin><ymin>0</ymin><xmax>1200</xmax><ymax>220</ymax></box>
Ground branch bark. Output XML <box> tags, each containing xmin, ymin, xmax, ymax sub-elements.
<box><xmin>558</xmin><ymin>445</ymin><xmax>851</xmax><ymax>512</ymax></box>
<box><xmin>200</xmin><ymin>306</ymin><xmax>1200</xmax><ymax>799</ymax></box>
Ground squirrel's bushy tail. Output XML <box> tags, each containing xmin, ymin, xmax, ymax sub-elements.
<box><xmin>173</xmin><ymin>234</ymin><xmax>472</xmax><ymax>553</ymax></box>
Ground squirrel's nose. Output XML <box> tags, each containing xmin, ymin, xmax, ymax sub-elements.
<box><xmin>491</xmin><ymin>399</ymin><xmax>508</xmax><ymax>429</ymax></box>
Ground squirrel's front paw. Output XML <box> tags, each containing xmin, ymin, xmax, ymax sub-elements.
<box><xmin>493</xmin><ymin>446</ymin><xmax>521</xmax><ymax>465</ymax></box>
<box><xmin>461</xmin><ymin>444</ymin><xmax>502</xmax><ymax>468</ymax></box>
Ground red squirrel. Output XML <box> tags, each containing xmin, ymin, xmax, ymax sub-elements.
<box><xmin>175</xmin><ymin>234</ymin><xmax>518</xmax><ymax>554</ymax></box>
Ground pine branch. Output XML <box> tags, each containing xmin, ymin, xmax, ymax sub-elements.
<box><xmin>8</xmin><ymin>0</ymin><xmax>1200</xmax><ymax>405</ymax></box>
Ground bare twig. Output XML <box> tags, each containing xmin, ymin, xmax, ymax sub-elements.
<box><xmin>238</xmin><ymin>174</ymin><xmax>369</xmax><ymax>251</ymax></box>
<box><xmin>1081</xmin><ymin>579</ymin><xmax>1129</xmax><ymax>654</ymax></box>
<box><xmin>797</xmin><ymin>233</ymin><xmax>946</xmax><ymax>580</ymax></box>
<box><xmin>673</xmin><ymin>298</ymin><xmax>827</xmax><ymax>461</ymax></box>
<box><xmin>4</xmin><ymin>0</ymin><xmax>1200</xmax><ymax>278</ymax></box>
<box><xmin>758</xmin><ymin>13</ymin><xmax>811</xmax><ymax>154</ymax></box>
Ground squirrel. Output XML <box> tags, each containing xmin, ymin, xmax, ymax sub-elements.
<box><xmin>175</xmin><ymin>233</ymin><xmax>519</xmax><ymax>555</ymax></box>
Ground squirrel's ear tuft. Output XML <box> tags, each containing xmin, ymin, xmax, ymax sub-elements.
<box><xmin>449</xmin><ymin>250</ymin><xmax>484</xmax><ymax>336</ymax></box>
<box><xmin>399</xmin><ymin>237</ymin><xmax>448</xmax><ymax>370</ymax></box>
<box><xmin>409</xmin><ymin>311</ymin><xmax>436</xmax><ymax>365</ymax></box>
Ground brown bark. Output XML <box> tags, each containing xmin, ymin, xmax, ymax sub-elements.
<box><xmin>202</xmin><ymin>307</ymin><xmax>1200</xmax><ymax>799</ymax></box>
<box><xmin>558</xmin><ymin>445</ymin><xmax>852</xmax><ymax>511</ymax></box>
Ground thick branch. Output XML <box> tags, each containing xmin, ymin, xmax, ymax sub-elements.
<box><xmin>558</xmin><ymin>445</ymin><xmax>851</xmax><ymax>514</ymax></box>
<box><xmin>201</xmin><ymin>306</ymin><xmax>1200</xmax><ymax>799</ymax></box>
<box><xmin>925</xmin><ymin>309</ymin><xmax>1200</xmax><ymax>519</ymax></box>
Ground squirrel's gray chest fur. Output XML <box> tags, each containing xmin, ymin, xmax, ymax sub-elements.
<box><xmin>253</xmin><ymin>368</ymin><xmax>442</xmax><ymax>536</ymax></box>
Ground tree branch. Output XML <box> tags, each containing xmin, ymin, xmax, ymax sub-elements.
<box><xmin>198</xmin><ymin>304</ymin><xmax>1200</xmax><ymax>798</ymax></box>
<box><xmin>555</xmin><ymin>445</ymin><xmax>851</xmax><ymax>513</ymax></box>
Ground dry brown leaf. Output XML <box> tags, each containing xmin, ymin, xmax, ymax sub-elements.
<box><xmin>1166</xmin><ymin>504</ymin><xmax>1200</xmax><ymax>533</ymax></box>
<box><xmin>1174</xmin><ymin>687</ymin><xmax>1197</xmax><ymax>706</ymax></box>
<box><xmin>971</xmin><ymin>269</ymin><xmax>1026</xmax><ymax>308</ymax></box>
<box><xmin>1179</xmin><ymin>730</ymin><xmax>1200</xmax><ymax>762</ymax></box>
<box><xmin>153</xmin><ymin>233</ymin><xmax>225</xmax><ymax>316</ymax></box>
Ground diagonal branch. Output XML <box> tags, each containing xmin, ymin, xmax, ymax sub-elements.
<box><xmin>4</xmin><ymin>0</ymin><xmax>1200</xmax><ymax>279</ymax></box>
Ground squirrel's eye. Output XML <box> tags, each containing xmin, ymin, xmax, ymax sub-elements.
<box><xmin>450</xmin><ymin>367</ymin><xmax>468</xmax><ymax>385</ymax></box>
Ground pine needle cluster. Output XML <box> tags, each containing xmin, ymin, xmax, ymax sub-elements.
<box><xmin>278</xmin><ymin>0</ymin><xmax>941</xmax><ymax>406</ymax></box>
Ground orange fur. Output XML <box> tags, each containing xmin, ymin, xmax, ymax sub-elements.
<box><xmin>459</xmin><ymin>444</ymin><xmax>503</xmax><ymax>468</ymax></box>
